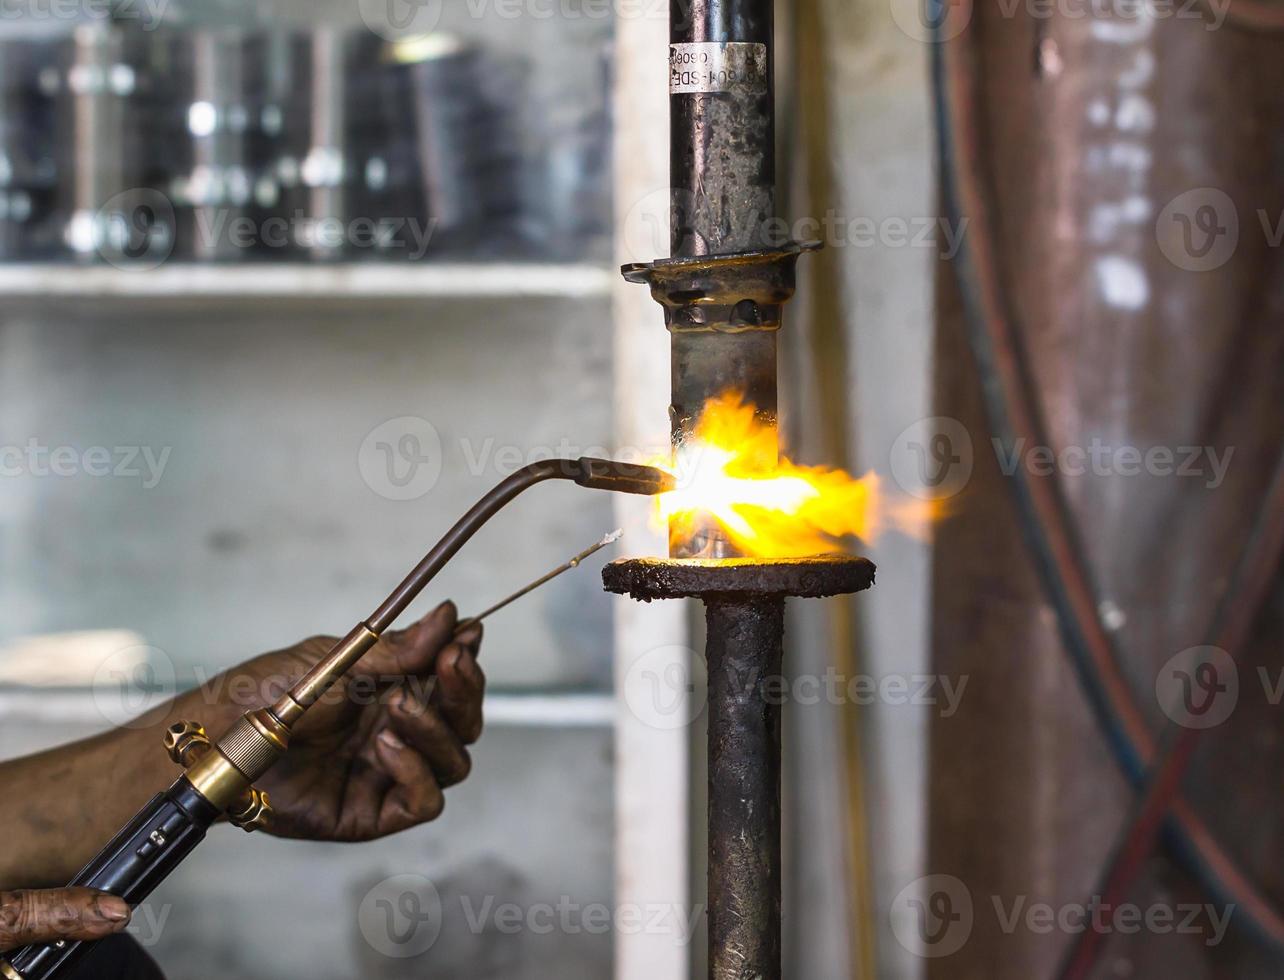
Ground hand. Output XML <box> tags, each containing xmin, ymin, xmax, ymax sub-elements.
<box><xmin>199</xmin><ymin>601</ymin><xmax>485</xmax><ymax>842</ymax></box>
<box><xmin>0</xmin><ymin>888</ymin><xmax>131</xmax><ymax>953</ymax></box>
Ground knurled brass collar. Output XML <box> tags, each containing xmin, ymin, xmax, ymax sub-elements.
<box><xmin>246</xmin><ymin>709</ymin><xmax>290</xmax><ymax>753</ymax></box>
<box><xmin>217</xmin><ymin>714</ymin><xmax>286</xmax><ymax>783</ymax></box>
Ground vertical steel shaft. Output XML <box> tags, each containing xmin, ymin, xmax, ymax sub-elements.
<box><xmin>670</xmin><ymin>0</ymin><xmax>775</xmax><ymax>257</ymax></box>
<box><xmin>667</xmin><ymin>0</ymin><xmax>779</xmax><ymax>559</ymax></box>
<box><xmin>602</xmin><ymin>559</ymin><xmax>876</xmax><ymax>980</ymax></box>
<box><xmin>704</xmin><ymin>596</ymin><xmax>784</xmax><ymax>980</ymax></box>
<box><xmin>656</xmin><ymin>4</ymin><xmax>792</xmax><ymax>971</ymax></box>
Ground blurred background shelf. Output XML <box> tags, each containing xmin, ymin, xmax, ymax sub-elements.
<box><xmin>0</xmin><ymin>262</ymin><xmax>614</xmax><ymax>302</ymax></box>
<box><xmin>0</xmin><ymin>688</ymin><xmax>616</xmax><ymax>730</ymax></box>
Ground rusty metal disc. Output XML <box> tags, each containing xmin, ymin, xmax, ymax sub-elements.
<box><xmin>602</xmin><ymin>555</ymin><xmax>875</xmax><ymax>601</ymax></box>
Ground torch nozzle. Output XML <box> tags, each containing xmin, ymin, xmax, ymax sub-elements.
<box><xmin>268</xmin><ymin>457</ymin><xmax>673</xmax><ymax>727</ymax></box>
<box><xmin>574</xmin><ymin>457</ymin><xmax>676</xmax><ymax>496</ymax></box>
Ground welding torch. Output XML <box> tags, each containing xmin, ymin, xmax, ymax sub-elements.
<box><xmin>0</xmin><ymin>457</ymin><xmax>673</xmax><ymax>980</ymax></box>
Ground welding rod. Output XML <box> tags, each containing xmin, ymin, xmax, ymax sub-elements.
<box><xmin>454</xmin><ymin>528</ymin><xmax>623</xmax><ymax>635</ymax></box>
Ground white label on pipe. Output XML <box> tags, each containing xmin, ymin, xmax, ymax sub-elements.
<box><xmin>669</xmin><ymin>42</ymin><xmax>768</xmax><ymax>95</ymax></box>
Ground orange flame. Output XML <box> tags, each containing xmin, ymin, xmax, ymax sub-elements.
<box><xmin>652</xmin><ymin>391</ymin><xmax>937</xmax><ymax>558</ymax></box>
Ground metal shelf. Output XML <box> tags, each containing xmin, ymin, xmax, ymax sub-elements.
<box><xmin>0</xmin><ymin>687</ymin><xmax>615</xmax><ymax>731</ymax></box>
<box><xmin>0</xmin><ymin>262</ymin><xmax>613</xmax><ymax>302</ymax></box>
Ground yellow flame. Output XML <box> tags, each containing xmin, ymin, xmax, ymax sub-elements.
<box><xmin>652</xmin><ymin>391</ymin><xmax>938</xmax><ymax>558</ymax></box>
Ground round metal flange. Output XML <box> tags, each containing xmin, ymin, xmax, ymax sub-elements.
<box><xmin>602</xmin><ymin>555</ymin><xmax>876</xmax><ymax>602</ymax></box>
<box><xmin>620</xmin><ymin>240</ymin><xmax>822</xmax><ymax>332</ymax></box>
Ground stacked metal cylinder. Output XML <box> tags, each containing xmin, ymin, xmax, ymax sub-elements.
<box><xmin>0</xmin><ymin>34</ymin><xmax>64</xmax><ymax>259</ymax></box>
<box><xmin>0</xmin><ymin>22</ymin><xmax>543</xmax><ymax>263</ymax></box>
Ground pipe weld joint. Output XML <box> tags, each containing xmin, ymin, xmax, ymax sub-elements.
<box><xmin>621</xmin><ymin>240</ymin><xmax>820</xmax><ymax>333</ymax></box>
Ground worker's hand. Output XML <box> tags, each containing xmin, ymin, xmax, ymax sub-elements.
<box><xmin>0</xmin><ymin>888</ymin><xmax>131</xmax><ymax>952</ymax></box>
<box><xmin>211</xmin><ymin>601</ymin><xmax>484</xmax><ymax>842</ymax></box>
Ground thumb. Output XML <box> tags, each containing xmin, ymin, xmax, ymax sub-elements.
<box><xmin>0</xmin><ymin>888</ymin><xmax>131</xmax><ymax>952</ymax></box>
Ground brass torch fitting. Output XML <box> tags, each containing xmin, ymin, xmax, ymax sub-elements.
<box><xmin>182</xmin><ymin>709</ymin><xmax>289</xmax><ymax>812</ymax></box>
<box><xmin>178</xmin><ymin>625</ymin><xmax>380</xmax><ymax>818</ymax></box>
<box><xmin>219</xmin><ymin>710</ymin><xmax>289</xmax><ymax>780</ymax></box>
<box><xmin>184</xmin><ymin>752</ymin><xmax>254</xmax><ymax>814</ymax></box>
<box><xmin>272</xmin><ymin>623</ymin><xmax>380</xmax><ymax>726</ymax></box>
<box><xmin>182</xmin><ymin>623</ymin><xmax>377</xmax><ymax>817</ymax></box>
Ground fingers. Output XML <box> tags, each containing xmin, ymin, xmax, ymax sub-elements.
<box><xmin>373</xmin><ymin>730</ymin><xmax>445</xmax><ymax>835</ymax></box>
<box><xmin>386</xmin><ymin>691</ymin><xmax>472</xmax><ymax>787</ymax></box>
<box><xmin>365</xmin><ymin>646</ymin><xmax>483</xmax><ymax>835</ymax></box>
<box><xmin>434</xmin><ymin>640</ymin><xmax>486</xmax><ymax>745</ymax></box>
<box><xmin>330</xmin><ymin>739</ymin><xmax>395</xmax><ymax>836</ymax></box>
<box><xmin>0</xmin><ymin>888</ymin><xmax>130</xmax><ymax>953</ymax></box>
<box><xmin>361</xmin><ymin>604</ymin><xmax>486</xmax><ymax>746</ymax></box>
<box><xmin>453</xmin><ymin>620</ymin><xmax>483</xmax><ymax>652</ymax></box>
<box><xmin>350</xmin><ymin>602</ymin><xmax>484</xmax><ymax>836</ymax></box>
<box><xmin>355</xmin><ymin>601</ymin><xmax>458</xmax><ymax>682</ymax></box>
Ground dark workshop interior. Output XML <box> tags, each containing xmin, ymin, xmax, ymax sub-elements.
<box><xmin>0</xmin><ymin>0</ymin><xmax>1281</xmax><ymax>978</ymax></box>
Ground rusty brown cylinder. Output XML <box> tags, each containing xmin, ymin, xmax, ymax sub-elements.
<box><xmin>928</xmin><ymin>6</ymin><xmax>1284</xmax><ymax>980</ymax></box>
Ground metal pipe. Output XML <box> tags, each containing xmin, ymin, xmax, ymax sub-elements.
<box><xmin>188</xmin><ymin>31</ymin><xmax>248</xmax><ymax>263</ymax></box>
<box><xmin>603</xmin><ymin>556</ymin><xmax>875</xmax><ymax>980</ymax></box>
<box><xmin>666</xmin><ymin>0</ymin><xmax>779</xmax><ymax>559</ymax></box>
<box><xmin>705</xmin><ymin>596</ymin><xmax>784</xmax><ymax>980</ymax></box>
<box><xmin>65</xmin><ymin>25</ymin><xmax>127</xmax><ymax>260</ymax></box>
<box><xmin>621</xmin><ymin>6</ymin><xmax>850</xmax><ymax>975</ymax></box>
<box><xmin>670</xmin><ymin>0</ymin><xmax>775</xmax><ymax>258</ymax></box>
<box><xmin>306</xmin><ymin>28</ymin><xmax>345</xmax><ymax>261</ymax></box>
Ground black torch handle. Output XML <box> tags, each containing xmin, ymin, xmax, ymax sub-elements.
<box><xmin>2</xmin><ymin>775</ymin><xmax>220</xmax><ymax>980</ymax></box>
